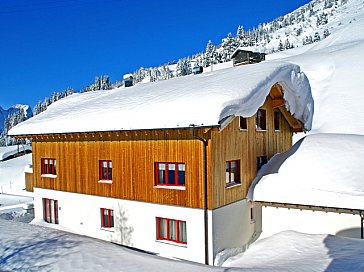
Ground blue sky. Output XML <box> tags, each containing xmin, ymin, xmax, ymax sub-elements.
<box><xmin>0</xmin><ymin>0</ymin><xmax>311</xmax><ymax>109</ymax></box>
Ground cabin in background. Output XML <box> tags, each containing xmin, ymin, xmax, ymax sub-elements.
<box><xmin>231</xmin><ymin>48</ymin><xmax>266</xmax><ymax>66</ymax></box>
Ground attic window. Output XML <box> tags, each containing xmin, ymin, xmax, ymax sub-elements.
<box><xmin>256</xmin><ymin>109</ymin><xmax>266</xmax><ymax>130</ymax></box>
<box><xmin>239</xmin><ymin>117</ymin><xmax>247</xmax><ymax>130</ymax></box>
<box><xmin>274</xmin><ymin>110</ymin><xmax>281</xmax><ymax>131</ymax></box>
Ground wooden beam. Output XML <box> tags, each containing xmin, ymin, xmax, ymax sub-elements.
<box><xmin>278</xmin><ymin>105</ymin><xmax>303</xmax><ymax>132</ymax></box>
<box><xmin>271</xmin><ymin>98</ymin><xmax>285</xmax><ymax>109</ymax></box>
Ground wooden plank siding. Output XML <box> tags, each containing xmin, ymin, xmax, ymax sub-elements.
<box><xmin>31</xmin><ymin>129</ymin><xmax>212</xmax><ymax>209</ymax></box>
<box><xmin>29</xmin><ymin>84</ymin><xmax>299</xmax><ymax>211</ymax></box>
<box><xmin>210</xmin><ymin>95</ymin><xmax>293</xmax><ymax>209</ymax></box>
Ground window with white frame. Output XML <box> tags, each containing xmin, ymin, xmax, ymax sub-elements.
<box><xmin>225</xmin><ymin>160</ymin><xmax>241</xmax><ymax>187</ymax></box>
<box><xmin>155</xmin><ymin>162</ymin><xmax>185</xmax><ymax>186</ymax></box>
<box><xmin>239</xmin><ymin>116</ymin><xmax>247</xmax><ymax>130</ymax></box>
<box><xmin>256</xmin><ymin>109</ymin><xmax>267</xmax><ymax>130</ymax></box>
<box><xmin>274</xmin><ymin>110</ymin><xmax>281</xmax><ymax>131</ymax></box>
<box><xmin>156</xmin><ymin>217</ymin><xmax>187</xmax><ymax>244</ymax></box>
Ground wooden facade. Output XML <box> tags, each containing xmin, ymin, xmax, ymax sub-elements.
<box><xmin>26</xmin><ymin>83</ymin><xmax>300</xmax><ymax>210</ymax></box>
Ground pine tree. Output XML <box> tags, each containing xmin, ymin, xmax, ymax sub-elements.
<box><xmin>314</xmin><ymin>32</ymin><xmax>321</xmax><ymax>42</ymax></box>
<box><xmin>323</xmin><ymin>28</ymin><xmax>330</xmax><ymax>38</ymax></box>
<box><xmin>278</xmin><ymin>39</ymin><xmax>285</xmax><ymax>51</ymax></box>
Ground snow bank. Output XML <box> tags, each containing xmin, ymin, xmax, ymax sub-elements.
<box><xmin>0</xmin><ymin>145</ymin><xmax>31</xmax><ymax>161</ymax></box>
<box><xmin>250</xmin><ymin>134</ymin><xmax>364</xmax><ymax>210</ymax></box>
<box><xmin>0</xmin><ymin>154</ymin><xmax>32</xmax><ymax>195</ymax></box>
<box><xmin>9</xmin><ymin>62</ymin><xmax>313</xmax><ymax>136</ymax></box>
<box><xmin>223</xmin><ymin>230</ymin><xmax>364</xmax><ymax>271</ymax></box>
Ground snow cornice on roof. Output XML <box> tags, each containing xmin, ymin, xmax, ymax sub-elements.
<box><xmin>9</xmin><ymin>61</ymin><xmax>313</xmax><ymax>137</ymax></box>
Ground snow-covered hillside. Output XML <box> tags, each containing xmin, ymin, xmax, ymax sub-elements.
<box><xmin>0</xmin><ymin>104</ymin><xmax>32</xmax><ymax>133</ymax></box>
<box><xmin>268</xmin><ymin>0</ymin><xmax>364</xmax><ymax>135</ymax></box>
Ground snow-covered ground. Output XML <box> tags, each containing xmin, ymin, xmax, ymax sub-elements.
<box><xmin>224</xmin><ymin>231</ymin><xmax>364</xmax><ymax>271</ymax></box>
<box><xmin>1</xmin><ymin>219</ymin><xmax>364</xmax><ymax>272</ymax></box>
<box><xmin>2</xmin><ymin>0</ymin><xmax>364</xmax><ymax>271</ymax></box>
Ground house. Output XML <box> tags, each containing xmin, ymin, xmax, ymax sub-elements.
<box><xmin>231</xmin><ymin>48</ymin><xmax>266</xmax><ymax>66</ymax></box>
<box><xmin>9</xmin><ymin>62</ymin><xmax>313</xmax><ymax>265</ymax></box>
<box><xmin>249</xmin><ymin>133</ymin><xmax>364</xmax><ymax>241</ymax></box>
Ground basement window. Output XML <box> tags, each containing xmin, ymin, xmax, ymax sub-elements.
<box><xmin>256</xmin><ymin>109</ymin><xmax>267</xmax><ymax>130</ymax></box>
<box><xmin>225</xmin><ymin>160</ymin><xmax>241</xmax><ymax>187</ymax></box>
<box><xmin>100</xmin><ymin>208</ymin><xmax>114</xmax><ymax>229</ymax></box>
<box><xmin>155</xmin><ymin>163</ymin><xmax>185</xmax><ymax>187</ymax></box>
<box><xmin>156</xmin><ymin>217</ymin><xmax>187</xmax><ymax>245</ymax></box>
<box><xmin>43</xmin><ymin>198</ymin><xmax>58</xmax><ymax>224</ymax></box>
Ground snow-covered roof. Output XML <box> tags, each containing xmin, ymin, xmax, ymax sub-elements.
<box><xmin>249</xmin><ymin>134</ymin><xmax>364</xmax><ymax>210</ymax></box>
<box><xmin>0</xmin><ymin>145</ymin><xmax>32</xmax><ymax>161</ymax></box>
<box><xmin>9</xmin><ymin>61</ymin><xmax>313</xmax><ymax>136</ymax></box>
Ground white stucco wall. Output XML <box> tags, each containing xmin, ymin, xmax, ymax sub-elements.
<box><xmin>259</xmin><ymin>206</ymin><xmax>362</xmax><ymax>240</ymax></box>
<box><xmin>32</xmin><ymin>188</ymin><xmax>207</xmax><ymax>264</ymax></box>
<box><xmin>211</xmin><ymin>199</ymin><xmax>262</xmax><ymax>258</ymax></box>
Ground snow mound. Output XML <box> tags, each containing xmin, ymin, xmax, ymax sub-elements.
<box><xmin>9</xmin><ymin>62</ymin><xmax>313</xmax><ymax>135</ymax></box>
<box><xmin>223</xmin><ymin>230</ymin><xmax>364</xmax><ymax>272</ymax></box>
<box><xmin>250</xmin><ymin>134</ymin><xmax>364</xmax><ymax>210</ymax></box>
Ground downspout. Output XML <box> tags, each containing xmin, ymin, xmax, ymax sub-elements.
<box><xmin>360</xmin><ymin>211</ymin><xmax>364</xmax><ymax>239</ymax></box>
<box><xmin>190</xmin><ymin>125</ymin><xmax>209</xmax><ymax>265</ymax></box>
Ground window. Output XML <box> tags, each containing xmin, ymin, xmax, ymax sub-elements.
<box><xmin>99</xmin><ymin>160</ymin><xmax>112</xmax><ymax>181</ymax></box>
<box><xmin>256</xmin><ymin>109</ymin><xmax>266</xmax><ymax>130</ymax></box>
<box><xmin>156</xmin><ymin>217</ymin><xmax>187</xmax><ymax>244</ymax></box>
<box><xmin>274</xmin><ymin>110</ymin><xmax>281</xmax><ymax>131</ymax></box>
<box><xmin>239</xmin><ymin>116</ymin><xmax>247</xmax><ymax>130</ymax></box>
<box><xmin>225</xmin><ymin>160</ymin><xmax>241</xmax><ymax>187</ymax></box>
<box><xmin>43</xmin><ymin>198</ymin><xmax>58</xmax><ymax>224</ymax></box>
<box><xmin>100</xmin><ymin>208</ymin><xmax>114</xmax><ymax>228</ymax></box>
<box><xmin>257</xmin><ymin>156</ymin><xmax>268</xmax><ymax>172</ymax></box>
<box><xmin>155</xmin><ymin>163</ymin><xmax>185</xmax><ymax>186</ymax></box>
<box><xmin>41</xmin><ymin>158</ymin><xmax>56</xmax><ymax>175</ymax></box>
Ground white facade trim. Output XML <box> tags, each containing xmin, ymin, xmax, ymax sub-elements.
<box><xmin>259</xmin><ymin>205</ymin><xmax>362</xmax><ymax>240</ymax></box>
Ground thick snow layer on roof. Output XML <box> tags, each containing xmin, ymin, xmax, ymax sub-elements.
<box><xmin>9</xmin><ymin>62</ymin><xmax>313</xmax><ymax>135</ymax></box>
<box><xmin>250</xmin><ymin>134</ymin><xmax>364</xmax><ymax>210</ymax></box>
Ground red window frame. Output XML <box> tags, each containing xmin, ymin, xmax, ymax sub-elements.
<box><xmin>225</xmin><ymin>160</ymin><xmax>241</xmax><ymax>187</ymax></box>
<box><xmin>100</xmin><ymin>208</ymin><xmax>114</xmax><ymax>228</ymax></box>
<box><xmin>156</xmin><ymin>217</ymin><xmax>187</xmax><ymax>244</ymax></box>
<box><xmin>155</xmin><ymin>162</ymin><xmax>185</xmax><ymax>186</ymax></box>
<box><xmin>41</xmin><ymin>158</ymin><xmax>57</xmax><ymax>175</ymax></box>
<box><xmin>43</xmin><ymin>198</ymin><xmax>58</xmax><ymax>224</ymax></box>
<box><xmin>99</xmin><ymin>160</ymin><xmax>112</xmax><ymax>180</ymax></box>
<box><xmin>256</xmin><ymin>109</ymin><xmax>267</xmax><ymax>130</ymax></box>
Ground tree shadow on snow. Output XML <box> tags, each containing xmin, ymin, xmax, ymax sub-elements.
<box><xmin>0</xmin><ymin>230</ymin><xmax>80</xmax><ymax>271</ymax></box>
